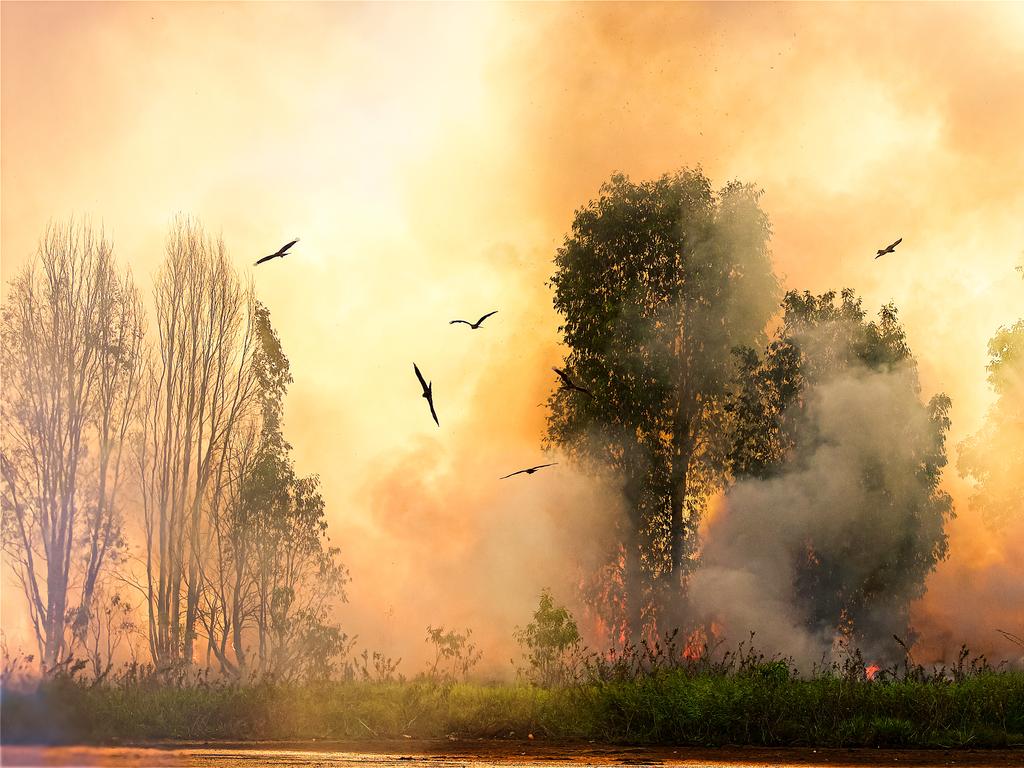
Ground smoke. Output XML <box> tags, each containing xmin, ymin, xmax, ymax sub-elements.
<box><xmin>345</xmin><ymin>440</ymin><xmax>626</xmax><ymax>677</ymax></box>
<box><xmin>910</xmin><ymin>515</ymin><xmax>1024</xmax><ymax>666</ymax></box>
<box><xmin>913</xmin><ymin>308</ymin><xmax>1024</xmax><ymax>663</ymax></box>
<box><xmin>3</xmin><ymin>2</ymin><xmax>1024</xmax><ymax>670</ymax></box>
<box><xmin>690</xmin><ymin>328</ymin><xmax>949</xmax><ymax>667</ymax></box>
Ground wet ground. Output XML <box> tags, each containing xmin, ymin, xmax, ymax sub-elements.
<box><xmin>2</xmin><ymin>742</ymin><xmax>1022</xmax><ymax>768</ymax></box>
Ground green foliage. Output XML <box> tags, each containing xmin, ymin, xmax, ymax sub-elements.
<box><xmin>228</xmin><ymin>302</ymin><xmax>350</xmax><ymax>680</ymax></box>
<box><xmin>345</xmin><ymin>649</ymin><xmax>403</xmax><ymax>683</ymax></box>
<box><xmin>730</xmin><ymin>289</ymin><xmax>916</xmax><ymax>478</ymax></box>
<box><xmin>546</xmin><ymin>169</ymin><xmax>779</xmax><ymax>636</ymax></box>
<box><xmin>3</xmin><ymin>661</ymin><xmax>1022</xmax><ymax>748</ymax></box>
<box><xmin>727</xmin><ymin>289</ymin><xmax>954</xmax><ymax>653</ymax></box>
<box><xmin>514</xmin><ymin>590</ymin><xmax>582</xmax><ymax>686</ymax></box>
<box><xmin>424</xmin><ymin>626</ymin><xmax>482</xmax><ymax>683</ymax></box>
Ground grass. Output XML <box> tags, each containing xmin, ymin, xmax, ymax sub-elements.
<box><xmin>4</xmin><ymin>635</ymin><xmax>1022</xmax><ymax>748</ymax></box>
<box><xmin>3</xmin><ymin>668</ymin><xmax>1024</xmax><ymax>748</ymax></box>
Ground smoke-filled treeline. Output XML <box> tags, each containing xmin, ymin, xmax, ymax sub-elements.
<box><xmin>1</xmin><ymin>218</ymin><xmax>346</xmax><ymax>680</ymax></box>
<box><xmin>546</xmin><ymin>169</ymin><xmax>962</xmax><ymax>667</ymax></box>
<box><xmin>0</xmin><ymin>170</ymin><xmax>1018</xmax><ymax>680</ymax></box>
<box><xmin>692</xmin><ymin>290</ymin><xmax>953</xmax><ymax>665</ymax></box>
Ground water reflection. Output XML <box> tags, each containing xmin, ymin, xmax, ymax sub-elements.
<box><xmin>0</xmin><ymin>746</ymin><xmax>1008</xmax><ymax>768</ymax></box>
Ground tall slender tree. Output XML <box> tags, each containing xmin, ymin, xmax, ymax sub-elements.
<box><xmin>241</xmin><ymin>303</ymin><xmax>349</xmax><ymax>680</ymax></box>
<box><xmin>198</xmin><ymin>303</ymin><xmax>349</xmax><ymax>680</ymax></box>
<box><xmin>137</xmin><ymin>217</ymin><xmax>257</xmax><ymax>666</ymax></box>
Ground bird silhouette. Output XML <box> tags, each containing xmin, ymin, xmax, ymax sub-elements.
<box><xmin>875</xmin><ymin>237</ymin><xmax>902</xmax><ymax>259</ymax></box>
<box><xmin>413</xmin><ymin>363</ymin><xmax>439</xmax><ymax>426</ymax></box>
<box><xmin>552</xmin><ymin>367</ymin><xmax>592</xmax><ymax>396</ymax></box>
<box><xmin>500</xmin><ymin>462</ymin><xmax>558</xmax><ymax>479</ymax></box>
<box><xmin>449</xmin><ymin>310</ymin><xmax>498</xmax><ymax>329</ymax></box>
<box><xmin>997</xmin><ymin>628</ymin><xmax>1024</xmax><ymax>648</ymax></box>
<box><xmin>255</xmin><ymin>239</ymin><xmax>299</xmax><ymax>266</ymax></box>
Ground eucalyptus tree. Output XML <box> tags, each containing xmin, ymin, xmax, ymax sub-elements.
<box><xmin>546</xmin><ymin>170</ymin><xmax>778</xmax><ymax>639</ymax></box>
<box><xmin>239</xmin><ymin>303</ymin><xmax>349</xmax><ymax>680</ymax></box>
<box><xmin>199</xmin><ymin>302</ymin><xmax>349</xmax><ymax>680</ymax></box>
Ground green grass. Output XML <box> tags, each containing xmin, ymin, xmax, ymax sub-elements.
<box><xmin>3</xmin><ymin>669</ymin><xmax>1024</xmax><ymax>748</ymax></box>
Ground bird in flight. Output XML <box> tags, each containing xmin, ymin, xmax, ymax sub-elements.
<box><xmin>997</xmin><ymin>628</ymin><xmax>1024</xmax><ymax>649</ymax></box>
<box><xmin>255</xmin><ymin>239</ymin><xmax>299</xmax><ymax>266</ymax></box>
<box><xmin>553</xmin><ymin>367</ymin><xmax>592</xmax><ymax>396</ymax></box>
<box><xmin>500</xmin><ymin>462</ymin><xmax>558</xmax><ymax>480</ymax></box>
<box><xmin>413</xmin><ymin>363</ymin><xmax>439</xmax><ymax>426</ymax></box>
<box><xmin>875</xmin><ymin>237</ymin><xmax>902</xmax><ymax>259</ymax></box>
<box><xmin>450</xmin><ymin>310</ymin><xmax>499</xmax><ymax>329</ymax></box>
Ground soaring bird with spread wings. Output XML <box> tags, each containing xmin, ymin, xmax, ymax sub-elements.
<box><xmin>500</xmin><ymin>462</ymin><xmax>557</xmax><ymax>479</ymax></box>
<box><xmin>449</xmin><ymin>310</ymin><xmax>498</xmax><ymax>329</ymax></box>
<box><xmin>413</xmin><ymin>363</ymin><xmax>439</xmax><ymax>426</ymax></box>
<box><xmin>875</xmin><ymin>237</ymin><xmax>902</xmax><ymax>259</ymax></box>
<box><xmin>553</xmin><ymin>367</ymin><xmax>592</xmax><ymax>396</ymax></box>
<box><xmin>255</xmin><ymin>239</ymin><xmax>299</xmax><ymax>266</ymax></box>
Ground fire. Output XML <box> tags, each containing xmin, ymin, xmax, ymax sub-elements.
<box><xmin>682</xmin><ymin>628</ymin><xmax>706</xmax><ymax>660</ymax></box>
<box><xmin>682</xmin><ymin>622</ymin><xmax>724</xmax><ymax>660</ymax></box>
<box><xmin>865</xmin><ymin>664</ymin><xmax>881</xmax><ymax>680</ymax></box>
<box><xmin>581</xmin><ymin>545</ymin><xmax>629</xmax><ymax>649</ymax></box>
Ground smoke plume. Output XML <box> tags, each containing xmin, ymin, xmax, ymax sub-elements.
<box><xmin>691</xmin><ymin>329</ymin><xmax>951</xmax><ymax>667</ymax></box>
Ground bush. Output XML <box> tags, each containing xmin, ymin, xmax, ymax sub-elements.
<box><xmin>513</xmin><ymin>589</ymin><xmax>582</xmax><ymax>686</ymax></box>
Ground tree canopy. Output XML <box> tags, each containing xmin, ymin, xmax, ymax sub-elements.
<box><xmin>724</xmin><ymin>289</ymin><xmax>953</xmax><ymax>655</ymax></box>
<box><xmin>546</xmin><ymin>169</ymin><xmax>779</xmax><ymax>639</ymax></box>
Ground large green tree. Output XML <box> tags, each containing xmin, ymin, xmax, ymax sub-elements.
<box><xmin>726</xmin><ymin>289</ymin><xmax>953</xmax><ymax>653</ymax></box>
<box><xmin>546</xmin><ymin>170</ymin><xmax>779</xmax><ymax>639</ymax></box>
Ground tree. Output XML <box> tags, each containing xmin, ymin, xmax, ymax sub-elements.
<box><xmin>726</xmin><ymin>289</ymin><xmax>953</xmax><ymax>654</ymax></box>
<box><xmin>198</xmin><ymin>302</ymin><xmax>350</xmax><ymax>680</ymax></box>
<box><xmin>424</xmin><ymin>625</ymin><xmax>482</xmax><ymax>683</ymax></box>
<box><xmin>137</xmin><ymin>217</ymin><xmax>257</xmax><ymax>667</ymax></box>
<box><xmin>546</xmin><ymin>170</ymin><xmax>779</xmax><ymax>640</ymax></box>
<box><xmin>240</xmin><ymin>303</ymin><xmax>349</xmax><ymax>680</ymax></box>
<box><xmin>958</xmin><ymin>268</ymin><xmax>1024</xmax><ymax>527</ymax></box>
<box><xmin>514</xmin><ymin>589</ymin><xmax>581</xmax><ymax>686</ymax></box>
<box><xmin>1</xmin><ymin>221</ymin><xmax>144</xmax><ymax>669</ymax></box>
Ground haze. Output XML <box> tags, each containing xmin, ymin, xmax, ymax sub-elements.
<box><xmin>3</xmin><ymin>1</ymin><xmax>1023</xmax><ymax>669</ymax></box>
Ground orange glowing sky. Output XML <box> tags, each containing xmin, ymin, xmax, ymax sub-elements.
<box><xmin>2</xmin><ymin>2</ymin><xmax>1023</xmax><ymax>665</ymax></box>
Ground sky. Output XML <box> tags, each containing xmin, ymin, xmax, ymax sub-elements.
<box><xmin>2</xmin><ymin>1</ymin><xmax>1024</xmax><ymax>669</ymax></box>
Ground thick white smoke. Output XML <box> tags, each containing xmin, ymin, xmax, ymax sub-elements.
<box><xmin>690</xmin><ymin>345</ymin><xmax>946</xmax><ymax>667</ymax></box>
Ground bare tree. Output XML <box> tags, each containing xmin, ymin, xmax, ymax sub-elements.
<box><xmin>1</xmin><ymin>221</ymin><xmax>144</xmax><ymax>670</ymax></box>
<box><xmin>197</xmin><ymin>421</ymin><xmax>260</xmax><ymax>676</ymax></box>
<box><xmin>137</xmin><ymin>216</ymin><xmax>257</xmax><ymax>667</ymax></box>
<box><xmin>82</xmin><ymin>586</ymin><xmax>139</xmax><ymax>683</ymax></box>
